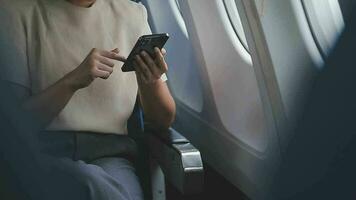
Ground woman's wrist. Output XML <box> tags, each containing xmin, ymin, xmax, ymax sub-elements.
<box><xmin>61</xmin><ymin>71</ymin><xmax>81</xmax><ymax>93</ymax></box>
<box><xmin>135</xmin><ymin>71</ymin><xmax>161</xmax><ymax>86</ymax></box>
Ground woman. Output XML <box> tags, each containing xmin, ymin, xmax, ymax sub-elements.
<box><xmin>0</xmin><ymin>0</ymin><xmax>176</xmax><ymax>199</ymax></box>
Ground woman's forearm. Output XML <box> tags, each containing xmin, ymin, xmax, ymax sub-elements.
<box><xmin>22</xmin><ymin>74</ymin><xmax>78</xmax><ymax>127</ymax></box>
<box><xmin>21</xmin><ymin>48</ymin><xmax>122</xmax><ymax>127</ymax></box>
<box><xmin>132</xmin><ymin>48</ymin><xmax>176</xmax><ymax>129</ymax></box>
<box><xmin>138</xmin><ymin>77</ymin><xmax>176</xmax><ymax>130</ymax></box>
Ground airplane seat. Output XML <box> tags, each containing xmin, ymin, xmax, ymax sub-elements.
<box><xmin>128</xmin><ymin>100</ymin><xmax>204</xmax><ymax>200</ymax></box>
<box><xmin>267</xmin><ymin>6</ymin><xmax>356</xmax><ymax>199</ymax></box>
<box><xmin>126</xmin><ymin>2</ymin><xmax>204</xmax><ymax>198</ymax></box>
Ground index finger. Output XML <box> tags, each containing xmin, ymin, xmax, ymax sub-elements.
<box><xmin>100</xmin><ymin>50</ymin><xmax>127</xmax><ymax>62</ymax></box>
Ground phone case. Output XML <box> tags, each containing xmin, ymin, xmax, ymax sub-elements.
<box><xmin>121</xmin><ymin>33</ymin><xmax>170</xmax><ymax>72</ymax></box>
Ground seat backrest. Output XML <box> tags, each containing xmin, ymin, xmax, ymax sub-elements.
<box><xmin>269</xmin><ymin>7</ymin><xmax>356</xmax><ymax>199</ymax></box>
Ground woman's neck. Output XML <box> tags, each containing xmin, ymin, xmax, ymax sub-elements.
<box><xmin>66</xmin><ymin>0</ymin><xmax>96</xmax><ymax>8</ymax></box>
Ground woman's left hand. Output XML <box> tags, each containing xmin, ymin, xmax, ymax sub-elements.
<box><xmin>133</xmin><ymin>47</ymin><xmax>168</xmax><ymax>84</ymax></box>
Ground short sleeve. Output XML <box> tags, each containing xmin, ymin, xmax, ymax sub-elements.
<box><xmin>140</xmin><ymin>3</ymin><xmax>152</xmax><ymax>35</ymax></box>
<box><xmin>0</xmin><ymin>7</ymin><xmax>31</xmax><ymax>88</ymax></box>
<box><xmin>140</xmin><ymin>4</ymin><xmax>168</xmax><ymax>82</ymax></box>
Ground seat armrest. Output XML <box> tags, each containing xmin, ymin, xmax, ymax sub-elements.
<box><xmin>145</xmin><ymin>124</ymin><xmax>189</xmax><ymax>144</ymax></box>
<box><xmin>145</xmin><ymin>125</ymin><xmax>204</xmax><ymax>195</ymax></box>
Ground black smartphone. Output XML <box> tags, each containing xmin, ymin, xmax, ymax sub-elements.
<box><xmin>121</xmin><ymin>33</ymin><xmax>170</xmax><ymax>72</ymax></box>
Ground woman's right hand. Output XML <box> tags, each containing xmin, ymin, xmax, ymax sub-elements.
<box><xmin>65</xmin><ymin>48</ymin><xmax>126</xmax><ymax>90</ymax></box>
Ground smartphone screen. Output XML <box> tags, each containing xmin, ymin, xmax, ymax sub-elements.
<box><xmin>121</xmin><ymin>33</ymin><xmax>169</xmax><ymax>72</ymax></box>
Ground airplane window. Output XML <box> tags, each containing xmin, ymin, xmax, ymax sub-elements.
<box><xmin>142</xmin><ymin>0</ymin><xmax>204</xmax><ymax>113</ymax></box>
<box><xmin>173</xmin><ymin>0</ymin><xmax>189</xmax><ymax>38</ymax></box>
<box><xmin>223</xmin><ymin>0</ymin><xmax>249</xmax><ymax>52</ymax></box>
<box><xmin>175</xmin><ymin>0</ymin><xmax>182</xmax><ymax>15</ymax></box>
<box><xmin>183</xmin><ymin>0</ymin><xmax>267</xmax><ymax>152</ymax></box>
<box><xmin>301</xmin><ymin>0</ymin><xmax>344</xmax><ymax>59</ymax></box>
